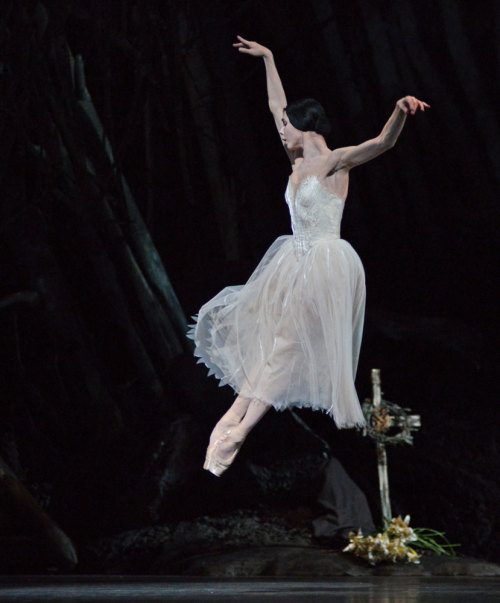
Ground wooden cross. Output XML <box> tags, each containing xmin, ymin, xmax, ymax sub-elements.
<box><xmin>362</xmin><ymin>369</ymin><xmax>421</xmax><ymax>528</ymax></box>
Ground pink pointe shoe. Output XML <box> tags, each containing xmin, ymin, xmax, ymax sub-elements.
<box><xmin>203</xmin><ymin>429</ymin><xmax>245</xmax><ymax>477</ymax></box>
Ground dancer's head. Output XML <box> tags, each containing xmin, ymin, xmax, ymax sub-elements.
<box><xmin>282</xmin><ymin>98</ymin><xmax>331</xmax><ymax>142</ymax></box>
<box><xmin>280</xmin><ymin>98</ymin><xmax>331</xmax><ymax>151</ymax></box>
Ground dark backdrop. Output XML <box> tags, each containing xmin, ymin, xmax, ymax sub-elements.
<box><xmin>1</xmin><ymin>0</ymin><xmax>498</xmax><ymax>568</ymax></box>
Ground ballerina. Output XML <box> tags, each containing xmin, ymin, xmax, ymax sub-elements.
<box><xmin>187</xmin><ymin>35</ymin><xmax>430</xmax><ymax>477</ymax></box>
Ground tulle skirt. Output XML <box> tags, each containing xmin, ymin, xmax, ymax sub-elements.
<box><xmin>187</xmin><ymin>234</ymin><xmax>366</xmax><ymax>428</ymax></box>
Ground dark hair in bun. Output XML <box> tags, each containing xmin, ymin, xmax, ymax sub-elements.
<box><xmin>285</xmin><ymin>98</ymin><xmax>331</xmax><ymax>137</ymax></box>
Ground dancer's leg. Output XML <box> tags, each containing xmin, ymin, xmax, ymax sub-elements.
<box><xmin>208</xmin><ymin>394</ymin><xmax>252</xmax><ymax>445</ymax></box>
<box><xmin>204</xmin><ymin>398</ymin><xmax>271</xmax><ymax>476</ymax></box>
<box><xmin>234</xmin><ymin>398</ymin><xmax>271</xmax><ymax>437</ymax></box>
<box><xmin>217</xmin><ymin>394</ymin><xmax>252</xmax><ymax>428</ymax></box>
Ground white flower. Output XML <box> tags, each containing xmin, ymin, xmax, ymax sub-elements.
<box><xmin>342</xmin><ymin>515</ymin><xmax>421</xmax><ymax>565</ymax></box>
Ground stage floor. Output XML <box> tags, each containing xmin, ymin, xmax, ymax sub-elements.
<box><xmin>0</xmin><ymin>576</ymin><xmax>499</xmax><ymax>602</ymax></box>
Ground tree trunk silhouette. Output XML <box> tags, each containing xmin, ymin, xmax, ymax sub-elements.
<box><xmin>0</xmin><ymin>2</ymin><xmax>191</xmax><ymax>558</ymax></box>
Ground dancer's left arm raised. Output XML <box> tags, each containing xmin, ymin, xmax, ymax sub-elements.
<box><xmin>325</xmin><ymin>96</ymin><xmax>430</xmax><ymax>173</ymax></box>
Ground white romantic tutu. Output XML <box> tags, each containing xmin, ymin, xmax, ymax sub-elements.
<box><xmin>187</xmin><ymin>232</ymin><xmax>366</xmax><ymax>428</ymax></box>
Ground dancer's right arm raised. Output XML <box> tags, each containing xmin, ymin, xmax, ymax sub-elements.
<box><xmin>233</xmin><ymin>35</ymin><xmax>296</xmax><ymax>162</ymax></box>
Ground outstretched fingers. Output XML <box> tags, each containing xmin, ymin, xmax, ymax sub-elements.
<box><xmin>232</xmin><ymin>35</ymin><xmax>270</xmax><ymax>58</ymax></box>
<box><xmin>401</xmin><ymin>96</ymin><xmax>431</xmax><ymax>115</ymax></box>
<box><xmin>233</xmin><ymin>34</ymin><xmax>250</xmax><ymax>52</ymax></box>
<box><xmin>411</xmin><ymin>96</ymin><xmax>430</xmax><ymax>115</ymax></box>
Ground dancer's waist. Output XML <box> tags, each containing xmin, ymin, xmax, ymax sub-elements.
<box><xmin>293</xmin><ymin>232</ymin><xmax>341</xmax><ymax>256</ymax></box>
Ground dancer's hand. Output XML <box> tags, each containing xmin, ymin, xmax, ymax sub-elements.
<box><xmin>233</xmin><ymin>35</ymin><xmax>272</xmax><ymax>58</ymax></box>
<box><xmin>397</xmin><ymin>95</ymin><xmax>431</xmax><ymax>115</ymax></box>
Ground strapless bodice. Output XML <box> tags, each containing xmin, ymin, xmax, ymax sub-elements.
<box><xmin>285</xmin><ymin>175</ymin><xmax>345</xmax><ymax>257</ymax></box>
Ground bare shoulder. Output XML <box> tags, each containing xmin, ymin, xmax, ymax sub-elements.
<box><xmin>320</xmin><ymin>147</ymin><xmax>351</xmax><ymax>177</ymax></box>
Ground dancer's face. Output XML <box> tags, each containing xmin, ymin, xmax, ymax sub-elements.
<box><xmin>280</xmin><ymin>111</ymin><xmax>303</xmax><ymax>151</ymax></box>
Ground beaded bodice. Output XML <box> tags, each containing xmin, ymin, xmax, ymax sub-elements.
<box><xmin>285</xmin><ymin>175</ymin><xmax>345</xmax><ymax>257</ymax></box>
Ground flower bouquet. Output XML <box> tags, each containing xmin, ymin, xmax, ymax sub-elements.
<box><xmin>343</xmin><ymin>515</ymin><xmax>459</xmax><ymax>566</ymax></box>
